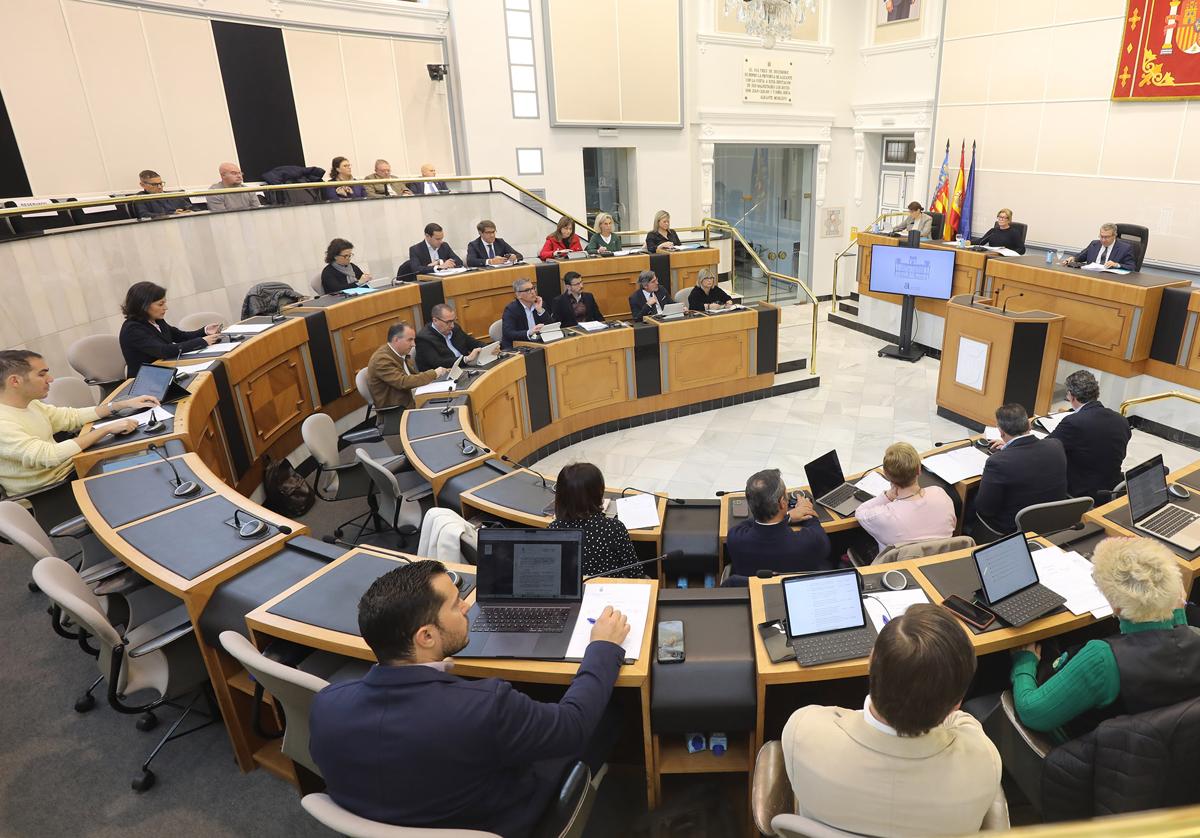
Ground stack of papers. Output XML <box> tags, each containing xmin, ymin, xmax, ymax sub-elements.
<box><xmin>433</xmin><ymin>267</ymin><xmax>468</xmax><ymax>277</ymax></box>
<box><xmin>413</xmin><ymin>380</ymin><xmax>456</xmax><ymax>396</ymax></box>
<box><xmin>540</xmin><ymin>327</ymin><xmax>565</xmax><ymax>343</ymax></box>
<box><xmin>922</xmin><ymin>446</ymin><xmax>988</xmax><ymax>483</ymax></box>
<box><xmin>576</xmin><ymin>321</ymin><xmax>607</xmax><ymax>332</ymax></box>
<box><xmin>222</xmin><ymin>323</ymin><xmax>273</xmax><ymax>336</ymax></box>
<box><xmin>565</xmin><ymin>582</ymin><xmax>652</xmax><ymax>661</ymax></box>
<box><xmin>615</xmin><ymin>493</ymin><xmax>660</xmax><ymax>530</ymax></box>
<box><xmin>1036</xmin><ymin>412</ymin><xmax>1071</xmax><ymax>433</ymax></box>
<box><xmin>1080</xmin><ymin>263</ymin><xmax>1131</xmax><ymax>275</ymax></box>
<box><xmin>612</xmin><ymin>248</ymin><xmax>641</xmax><ymax>257</ymax></box>
<box><xmin>863</xmin><ymin>589</ymin><xmax>930</xmax><ymax>632</ymax></box>
<box><xmin>94</xmin><ymin>406</ymin><xmax>172</xmax><ymax>433</ymax></box>
<box><xmin>855</xmin><ymin>470</ymin><xmax>892</xmax><ymax>497</ymax></box>
<box><xmin>1031</xmin><ymin>546</ymin><xmax>1112</xmax><ymax>618</ymax></box>
<box><xmin>182</xmin><ymin>343</ymin><xmax>234</xmax><ymax>357</ymax></box>
<box><xmin>981</xmin><ymin>246</ymin><xmax>1021</xmax><ymax>257</ymax></box>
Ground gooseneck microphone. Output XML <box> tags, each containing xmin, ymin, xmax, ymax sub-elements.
<box><xmin>583</xmin><ymin>550</ymin><xmax>684</xmax><ymax>581</ymax></box>
<box><xmin>621</xmin><ymin>486</ymin><xmax>685</xmax><ymax>505</ymax></box>
<box><xmin>147</xmin><ymin>443</ymin><xmax>199</xmax><ymax>497</ymax></box>
<box><xmin>496</xmin><ymin>452</ymin><xmax>550</xmax><ymax>490</ymax></box>
<box><xmin>233</xmin><ymin>509</ymin><xmax>268</xmax><ymax>539</ymax></box>
<box><xmin>1001</xmin><ymin>292</ymin><xmax>1024</xmax><ymax>315</ymax></box>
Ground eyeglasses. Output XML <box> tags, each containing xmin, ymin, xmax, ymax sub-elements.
<box><xmin>142</xmin><ymin>181</ymin><xmax>164</xmax><ymax>187</ymax></box>
<box><xmin>435</xmin><ymin>316</ymin><xmax>457</xmax><ymax>324</ymax></box>
<box><xmin>517</xmin><ymin>286</ymin><xmax>535</xmax><ymax>294</ymax></box>
<box><xmin>337</xmin><ymin>252</ymin><xmax>354</xmax><ymax>259</ymax></box>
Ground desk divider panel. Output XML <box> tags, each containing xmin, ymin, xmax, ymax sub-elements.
<box><xmin>649</xmin><ymin>254</ymin><xmax>672</xmax><ymax>294</ymax></box>
<box><xmin>756</xmin><ymin>305</ymin><xmax>778</xmax><ymax>375</ymax></box>
<box><xmin>419</xmin><ymin>279</ymin><xmax>445</xmax><ymax>323</ymax></box>
<box><xmin>522</xmin><ymin>347</ymin><xmax>552</xmax><ymax>432</ymax></box>
<box><xmin>633</xmin><ymin>322</ymin><xmax>661</xmax><ymax>398</ymax></box>
<box><xmin>535</xmin><ymin>262</ymin><xmax>562</xmax><ymax>301</ymax></box>
<box><xmin>86</xmin><ymin>460</ymin><xmax>214</xmax><ymax>528</ymax></box>
<box><xmin>292</xmin><ymin>309</ymin><xmax>341</xmax><ymax>405</ymax></box>
<box><xmin>210</xmin><ymin>359</ymin><xmax>252</xmax><ymax>478</ymax></box>
<box><xmin>1150</xmin><ymin>286</ymin><xmax>1192</xmax><ymax>364</ymax></box>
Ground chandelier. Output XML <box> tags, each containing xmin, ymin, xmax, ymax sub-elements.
<box><xmin>724</xmin><ymin>0</ymin><xmax>817</xmax><ymax>49</ymax></box>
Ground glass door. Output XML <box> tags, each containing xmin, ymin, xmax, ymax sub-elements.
<box><xmin>713</xmin><ymin>144</ymin><xmax>814</xmax><ymax>303</ymax></box>
<box><xmin>582</xmin><ymin>148</ymin><xmax>634</xmax><ymax>231</ymax></box>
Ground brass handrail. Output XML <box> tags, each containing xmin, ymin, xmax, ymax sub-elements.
<box><xmin>1119</xmin><ymin>391</ymin><xmax>1200</xmax><ymax>417</ymax></box>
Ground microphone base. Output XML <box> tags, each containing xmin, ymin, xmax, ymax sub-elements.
<box><xmin>238</xmin><ymin>522</ymin><xmax>268</xmax><ymax>539</ymax></box>
<box><xmin>173</xmin><ymin>481</ymin><xmax>200</xmax><ymax>497</ymax></box>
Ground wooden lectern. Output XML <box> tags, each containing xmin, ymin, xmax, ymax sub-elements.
<box><xmin>936</xmin><ymin>294</ymin><xmax>1065</xmax><ymax>429</ymax></box>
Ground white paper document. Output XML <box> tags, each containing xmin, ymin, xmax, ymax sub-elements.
<box><xmin>855</xmin><ymin>470</ymin><xmax>892</xmax><ymax>497</ymax></box>
<box><xmin>1031</xmin><ymin>546</ymin><xmax>1112</xmax><ymax>618</ymax></box>
<box><xmin>1080</xmin><ymin>263</ymin><xmax>1129</xmax><ymax>274</ymax></box>
<box><xmin>565</xmin><ymin>582</ymin><xmax>653</xmax><ymax>661</ymax></box>
<box><xmin>433</xmin><ymin>267</ymin><xmax>469</xmax><ymax>276</ymax></box>
<box><xmin>413</xmin><ymin>380</ymin><xmax>456</xmax><ymax>396</ymax></box>
<box><xmin>982</xmin><ymin>246</ymin><xmax>1021</xmax><ymax>257</ymax></box>
<box><xmin>1037</xmin><ymin>412</ymin><xmax>1071</xmax><ymax>433</ymax></box>
<box><xmin>955</xmin><ymin>337</ymin><xmax>988</xmax><ymax>391</ymax></box>
<box><xmin>182</xmin><ymin>343</ymin><xmax>234</xmax><ymax>356</ymax></box>
<box><xmin>615</xmin><ymin>493</ymin><xmax>661</xmax><ymax>530</ymax></box>
<box><xmin>222</xmin><ymin>323</ymin><xmax>273</xmax><ymax>335</ymax></box>
<box><xmin>175</xmin><ymin>361</ymin><xmax>215</xmax><ymax>376</ymax></box>
<box><xmin>94</xmin><ymin>406</ymin><xmax>172</xmax><ymax>433</ymax></box>
<box><xmin>575</xmin><ymin>321</ymin><xmax>607</xmax><ymax>332</ymax></box>
<box><xmin>922</xmin><ymin>446</ymin><xmax>989</xmax><ymax>484</ymax></box>
<box><xmin>863</xmin><ymin>589</ymin><xmax>931</xmax><ymax>632</ymax></box>
<box><xmin>984</xmin><ymin>425</ymin><xmax>1002</xmax><ymax>441</ymax></box>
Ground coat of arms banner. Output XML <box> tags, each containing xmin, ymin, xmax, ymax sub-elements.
<box><xmin>1113</xmin><ymin>0</ymin><xmax>1200</xmax><ymax>100</ymax></box>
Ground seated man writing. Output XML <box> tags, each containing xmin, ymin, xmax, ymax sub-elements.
<box><xmin>309</xmin><ymin>560</ymin><xmax>629</xmax><ymax>837</ymax></box>
<box><xmin>0</xmin><ymin>350</ymin><xmax>159</xmax><ymax>496</ymax></box>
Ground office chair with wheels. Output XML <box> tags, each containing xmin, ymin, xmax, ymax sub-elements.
<box><xmin>870</xmin><ymin>535</ymin><xmax>975</xmax><ymax>565</ymax></box>
<box><xmin>177</xmin><ymin>311</ymin><xmax>224</xmax><ymax>332</ymax></box>
<box><xmin>1014</xmin><ymin>496</ymin><xmax>1094</xmax><ymax>536</ymax></box>
<box><xmin>31</xmin><ymin>556</ymin><xmax>215</xmax><ymax>792</ymax></box>
<box><xmin>488</xmin><ymin>319</ymin><xmax>503</xmax><ymax>344</ymax></box>
<box><xmin>67</xmin><ymin>334</ymin><xmax>126</xmax><ymax>399</ymax></box>
<box><xmin>355</xmin><ymin>449</ymin><xmax>434</xmax><ymax>539</ymax></box>
<box><xmin>301</xmin><ymin>795</ymin><xmax>500</xmax><ymax>837</ymax></box>
<box><xmin>0</xmin><ymin>477</ymin><xmax>84</xmax><ymax>533</ymax></box>
<box><xmin>356</xmin><ymin>367</ymin><xmax>402</xmax><ymax>436</ymax></box>
<box><xmin>45</xmin><ymin>376</ymin><xmax>96</xmax><ymax>409</ymax></box>
<box><xmin>1115</xmin><ymin>223</ymin><xmax>1149</xmax><ymax>271</ymax></box>
<box><xmin>673</xmin><ymin>287</ymin><xmax>692</xmax><ymax>306</ymax></box>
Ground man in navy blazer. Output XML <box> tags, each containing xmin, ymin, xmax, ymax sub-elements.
<box><xmin>974</xmin><ymin>403</ymin><xmax>1069</xmax><ymax>536</ymax></box>
<box><xmin>627</xmin><ymin>270</ymin><xmax>670</xmax><ymax>321</ymax></box>
<box><xmin>309</xmin><ymin>560</ymin><xmax>629</xmax><ymax>837</ymax></box>
<box><xmin>1047</xmin><ymin>370</ymin><xmax>1131</xmax><ymax>502</ymax></box>
<box><xmin>406</xmin><ymin>163</ymin><xmax>451</xmax><ymax>195</ymax></box>
<box><xmin>466</xmin><ymin>219</ymin><xmax>523</xmax><ymax>267</ymax></box>
<box><xmin>402</xmin><ymin>222</ymin><xmax>462</xmax><ymax>279</ymax></box>
<box><xmin>725</xmin><ymin>468</ymin><xmax>832</xmax><ymax>581</ymax></box>
<box><xmin>501</xmin><ymin>277</ymin><xmax>554</xmax><ymax>348</ymax></box>
<box><xmin>551</xmin><ymin>272</ymin><xmax>604</xmax><ymax>327</ymax></box>
<box><xmin>1062</xmin><ymin>223</ymin><xmax>1137</xmax><ymax>271</ymax></box>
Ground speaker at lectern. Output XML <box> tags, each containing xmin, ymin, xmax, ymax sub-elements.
<box><xmin>935</xmin><ymin>294</ymin><xmax>1065</xmax><ymax>429</ymax></box>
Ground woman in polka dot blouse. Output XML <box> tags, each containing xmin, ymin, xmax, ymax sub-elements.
<box><xmin>547</xmin><ymin>462</ymin><xmax>643</xmax><ymax>578</ymax></box>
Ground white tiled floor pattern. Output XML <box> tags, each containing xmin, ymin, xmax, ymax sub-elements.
<box><xmin>530</xmin><ymin>307</ymin><xmax>1199</xmax><ymax>499</ymax></box>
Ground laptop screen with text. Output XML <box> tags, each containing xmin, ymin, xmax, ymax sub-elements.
<box><xmin>783</xmin><ymin>570</ymin><xmax>865</xmax><ymax>638</ymax></box>
<box><xmin>974</xmin><ymin>532</ymin><xmax>1038</xmax><ymax>604</ymax></box>
<box><xmin>1126</xmin><ymin>455</ymin><xmax>1169</xmax><ymax>523</ymax></box>
<box><xmin>476</xmin><ymin>528</ymin><xmax>582</xmax><ymax>602</ymax></box>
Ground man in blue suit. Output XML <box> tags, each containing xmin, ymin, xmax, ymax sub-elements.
<box><xmin>1062</xmin><ymin>223</ymin><xmax>1137</xmax><ymax>271</ymax></box>
<box><xmin>501</xmin><ymin>277</ymin><xmax>554</xmax><ymax>348</ymax></box>
<box><xmin>973</xmin><ymin>403</ymin><xmax>1068</xmax><ymax>537</ymax></box>
<box><xmin>309</xmin><ymin>560</ymin><xmax>629</xmax><ymax>837</ymax></box>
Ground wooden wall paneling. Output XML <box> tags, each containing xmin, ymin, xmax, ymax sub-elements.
<box><xmin>668</xmin><ymin>248</ymin><xmax>720</xmax><ymax>295</ymax></box>
<box><xmin>235</xmin><ymin>347</ymin><xmax>314</xmax><ymax>459</ymax></box>
<box><xmin>468</xmin><ymin>357</ymin><xmax>527</xmax><ymax>457</ymax></box>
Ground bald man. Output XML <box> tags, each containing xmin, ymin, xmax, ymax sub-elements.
<box><xmin>406</xmin><ymin>163</ymin><xmax>451</xmax><ymax>195</ymax></box>
<box><xmin>207</xmin><ymin>162</ymin><xmax>262</xmax><ymax>212</ymax></box>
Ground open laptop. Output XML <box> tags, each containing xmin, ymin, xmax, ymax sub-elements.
<box><xmin>657</xmin><ymin>302</ymin><xmax>686</xmax><ymax>321</ymax></box>
<box><xmin>782</xmin><ymin>568</ymin><xmax>877</xmax><ymax>666</ymax></box>
<box><xmin>1125</xmin><ymin>455</ymin><xmax>1200</xmax><ymax>551</ymax></box>
<box><xmin>125</xmin><ymin>363</ymin><xmax>190</xmax><ymax>405</ymax></box>
<box><xmin>456</xmin><ymin>528</ymin><xmax>584</xmax><ymax>660</ymax></box>
<box><xmin>804</xmin><ymin>450</ymin><xmax>873</xmax><ymax>516</ymax></box>
<box><xmin>473</xmin><ymin>341</ymin><xmax>501</xmax><ymax>367</ymax></box>
<box><xmin>972</xmin><ymin>532</ymin><xmax>1065</xmax><ymax>627</ymax></box>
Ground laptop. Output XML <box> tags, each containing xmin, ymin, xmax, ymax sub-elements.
<box><xmin>456</xmin><ymin>528</ymin><xmax>584</xmax><ymax>660</ymax></box>
<box><xmin>657</xmin><ymin>302</ymin><xmax>686</xmax><ymax>321</ymax></box>
<box><xmin>782</xmin><ymin>569</ymin><xmax>877</xmax><ymax>666</ymax></box>
<box><xmin>1125</xmin><ymin>455</ymin><xmax>1200</xmax><ymax>551</ymax></box>
<box><xmin>804</xmin><ymin>450</ymin><xmax>873</xmax><ymax>516</ymax></box>
<box><xmin>540</xmin><ymin>321</ymin><xmax>565</xmax><ymax>343</ymax></box>
<box><xmin>972</xmin><ymin>532</ymin><xmax>1065</xmax><ymax>627</ymax></box>
<box><xmin>126</xmin><ymin>363</ymin><xmax>190</xmax><ymax>405</ymax></box>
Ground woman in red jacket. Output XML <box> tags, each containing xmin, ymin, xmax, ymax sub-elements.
<box><xmin>538</xmin><ymin>215</ymin><xmax>583</xmax><ymax>260</ymax></box>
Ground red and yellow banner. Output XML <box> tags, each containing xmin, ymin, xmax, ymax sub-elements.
<box><xmin>1113</xmin><ymin>0</ymin><xmax>1200</xmax><ymax>100</ymax></box>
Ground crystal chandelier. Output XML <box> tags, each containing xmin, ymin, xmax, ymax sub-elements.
<box><xmin>724</xmin><ymin>0</ymin><xmax>817</xmax><ymax>49</ymax></box>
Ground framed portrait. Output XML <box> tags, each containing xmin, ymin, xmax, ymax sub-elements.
<box><xmin>878</xmin><ymin>0</ymin><xmax>920</xmax><ymax>25</ymax></box>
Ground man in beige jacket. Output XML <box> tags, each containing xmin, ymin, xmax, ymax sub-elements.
<box><xmin>782</xmin><ymin>604</ymin><xmax>1002</xmax><ymax>837</ymax></box>
<box><xmin>366</xmin><ymin>322</ymin><xmax>445</xmax><ymax>411</ymax></box>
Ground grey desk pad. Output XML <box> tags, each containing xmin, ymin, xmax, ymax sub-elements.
<box><xmin>998</xmin><ymin>254</ymin><xmax>1173</xmax><ymax>288</ymax></box>
<box><xmin>267</xmin><ymin>551</ymin><xmax>475</xmax><ymax>635</ymax></box>
<box><xmin>405</xmin><ymin>408</ymin><xmax>463</xmax><ymax>440</ymax></box>
<box><xmin>409</xmin><ymin>431</ymin><xmax>480</xmax><ymax>473</ymax></box>
<box><xmin>86</xmin><ymin>459</ymin><xmax>214</xmax><ymax>528</ymax></box>
<box><xmin>1103</xmin><ymin>489</ymin><xmax>1200</xmax><ymax>560</ymax></box>
<box><xmin>1178</xmin><ymin>471</ymin><xmax>1200</xmax><ymax>492</ymax></box>
<box><xmin>469</xmin><ymin>471</ymin><xmax>556</xmax><ymax>517</ymax></box>
<box><xmin>119</xmin><ymin>495</ymin><xmax>279</xmax><ymax>581</ymax></box>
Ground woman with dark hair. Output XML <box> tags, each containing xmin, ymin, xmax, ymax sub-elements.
<box><xmin>321</xmin><ymin>238</ymin><xmax>373</xmax><ymax>294</ymax></box>
<box><xmin>538</xmin><ymin>216</ymin><xmax>583</xmax><ymax>260</ymax></box>
<box><xmin>324</xmin><ymin>156</ymin><xmax>366</xmax><ymax>201</ymax></box>
<box><xmin>547</xmin><ymin>462</ymin><xmax>640</xmax><ymax>578</ymax></box>
<box><xmin>118</xmin><ymin>281</ymin><xmax>221</xmax><ymax>375</ymax></box>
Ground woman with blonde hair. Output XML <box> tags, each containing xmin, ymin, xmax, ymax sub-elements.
<box><xmin>1007</xmin><ymin>537</ymin><xmax>1200</xmax><ymax>738</ymax></box>
<box><xmin>687</xmin><ymin>268</ymin><xmax>733</xmax><ymax>312</ymax></box>
<box><xmin>645</xmin><ymin>209</ymin><xmax>681</xmax><ymax>253</ymax></box>
<box><xmin>853</xmin><ymin>442</ymin><xmax>956</xmax><ymax>553</ymax></box>
<box><xmin>970</xmin><ymin>207</ymin><xmax>1025</xmax><ymax>254</ymax></box>
<box><xmin>585</xmin><ymin>212</ymin><xmax>622</xmax><ymax>254</ymax></box>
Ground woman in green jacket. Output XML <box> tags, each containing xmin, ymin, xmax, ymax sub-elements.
<box><xmin>585</xmin><ymin>212</ymin><xmax>622</xmax><ymax>255</ymax></box>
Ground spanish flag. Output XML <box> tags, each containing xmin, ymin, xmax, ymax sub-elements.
<box><xmin>945</xmin><ymin>141</ymin><xmax>966</xmax><ymax>241</ymax></box>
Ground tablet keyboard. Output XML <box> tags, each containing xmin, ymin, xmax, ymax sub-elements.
<box><xmin>989</xmin><ymin>585</ymin><xmax>1065</xmax><ymax>628</ymax></box>
<box><xmin>793</xmin><ymin>626</ymin><xmax>876</xmax><ymax>666</ymax></box>
<box><xmin>473</xmin><ymin>606</ymin><xmax>571</xmax><ymax>634</ymax></box>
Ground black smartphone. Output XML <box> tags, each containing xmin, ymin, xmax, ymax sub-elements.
<box><xmin>657</xmin><ymin>620</ymin><xmax>685</xmax><ymax>664</ymax></box>
<box><xmin>942</xmin><ymin>594</ymin><xmax>996</xmax><ymax>630</ymax></box>
<box><xmin>757</xmin><ymin>619</ymin><xmax>796</xmax><ymax>663</ymax></box>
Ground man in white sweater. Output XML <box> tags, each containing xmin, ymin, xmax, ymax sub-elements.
<box><xmin>782</xmin><ymin>604</ymin><xmax>1002</xmax><ymax>837</ymax></box>
<box><xmin>0</xmin><ymin>350</ymin><xmax>158</xmax><ymax>496</ymax></box>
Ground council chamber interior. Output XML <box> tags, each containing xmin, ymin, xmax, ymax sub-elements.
<box><xmin>2</xmin><ymin>1</ymin><xmax>1200</xmax><ymax>836</ymax></box>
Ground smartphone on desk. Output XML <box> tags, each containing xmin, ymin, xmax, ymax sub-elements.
<box><xmin>942</xmin><ymin>594</ymin><xmax>996</xmax><ymax>631</ymax></box>
<box><xmin>657</xmin><ymin>620</ymin><xmax>685</xmax><ymax>664</ymax></box>
<box><xmin>757</xmin><ymin>619</ymin><xmax>796</xmax><ymax>663</ymax></box>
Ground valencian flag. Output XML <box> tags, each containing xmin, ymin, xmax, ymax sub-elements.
<box><xmin>929</xmin><ymin>140</ymin><xmax>950</xmax><ymax>218</ymax></box>
<box><xmin>1113</xmin><ymin>0</ymin><xmax>1200</xmax><ymax>100</ymax></box>
<box><xmin>960</xmin><ymin>142</ymin><xmax>977</xmax><ymax>241</ymax></box>
<box><xmin>945</xmin><ymin>142</ymin><xmax>966</xmax><ymax>240</ymax></box>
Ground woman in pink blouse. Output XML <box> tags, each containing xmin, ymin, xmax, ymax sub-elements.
<box><xmin>855</xmin><ymin>442</ymin><xmax>956</xmax><ymax>554</ymax></box>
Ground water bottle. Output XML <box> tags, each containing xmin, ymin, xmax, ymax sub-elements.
<box><xmin>1044</xmin><ymin>249</ymin><xmax>1053</xmax><ymax>264</ymax></box>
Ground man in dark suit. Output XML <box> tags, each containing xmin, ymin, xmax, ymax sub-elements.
<box><xmin>885</xmin><ymin>0</ymin><xmax>913</xmax><ymax>21</ymax></box>
<box><xmin>501</xmin><ymin>277</ymin><xmax>554</xmax><ymax>348</ymax></box>
<box><xmin>627</xmin><ymin>270</ymin><xmax>670</xmax><ymax>322</ymax></box>
<box><xmin>551</xmin><ymin>271</ymin><xmax>603</xmax><ymax>327</ymax></box>
<box><xmin>402</xmin><ymin>223</ymin><xmax>462</xmax><ymax>279</ymax></box>
<box><xmin>465</xmin><ymin>219</ymin><xmax>522</xmax><ymax>267</ymax></box>
<box><xmin>725</xmin><ymin>468</ymin><xmax>832</xmax><ymax>581</ymax></box>
<box><xmin>415</xmin><ymin>303</ymin><xmax>484</xmax><ymax>371</ymax></box>
<box><xmin>406</xmin><ymin>163</ymin><xmax>451</xmax><ymax>195</ymax></box>
<box><xmin>1047</xmin><ymin>370</ymin><xmax>1131</xmax><ymax>502</ymax></box>
<box><xmin>309</xmin><ymin>560</ymin><xmax>629</xmax><ymax>836</ymax></box>
<box><xmin>1062</xmin><ymin>223</ymin><xmax>1137</xmax><ymax>271</ymax></box>
<box><xmin>973</xmin><ymin>403</ymin><xmax>1069</xmax><ymax>537</ymax></box>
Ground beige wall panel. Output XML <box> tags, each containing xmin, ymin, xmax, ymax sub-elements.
<box><xmin>873</xmin><ymin>18</ymin><xmax>922</xmax><ymax>45</ymax></box>
<box><xmin>0</xmin><ymin>0</ymin><xmax>106</xmax><ymax>195</ymax></box>
<box><xmin>1055</xmin><ymin>0</ymin><xmax>1127</xmax><ymax>23</ymax></box>
<box><xmin>932</xmin><ymin>105</ymin><xmax>987</xmax><ymax>152</ymax></box>
<box><xmin>341</xmin><ymin>34</ymin><xmax>409</xmax><ymax>176</ymax></box>
<box><xmin>1175</xmin><ymin>105</ymin><xmax>1200</xmax><ymax>181</ymax></box>
<box><xmin>393</xmin><ymin>40</ymin><xmax>454</xmax><ymax>177</ymax></box>
<box><xmin>62</xmin><ymin>0</ymin><xmax>174</xmax><ymax>191</ymax></box>
<box><xmin>999</xmin><ymin>0</ymin><xmax>1056</xmax><ymax>29</ymax></box>
<box><xmin>1035</xmin><ymin>101</ymin><xmax>1107</xmax><ymax>174</ymax></box>
<box><xmin>1043</xmin><ymin>19</ymin><xmax>1123</xmax><ymax>100</ymax></box>
<box><xmin>548</xmin><ymin>0</ymin><xmax>620</xmax><ymax>123</ymax></box>
<box><xmin>616</xmin><ymin>0</ymin><xmax>680</xmax><ymax>124</ymax></box>
<box><xmin>284</xmin><ymin>28</ymin><xmax>355</xmax><ymax>174</ymax></box>
<box><xmin>938</xmin><ymin>38</ymin><xmax>991</xmax><ymax>104</ymax></box>
<box><xmin>944</xmin><ymin>0</ymin><xmax>998</xmax><ymax>38</ymax></box>
<box><xmin>986</xmin><ymin>29</ymin><xmax>1050</xmax><ymax>103</ymax></box>
<box><xmin>1100</xmin><ymin>101</ymin><xmax>1187</xmax><ymax>179</ymax></box>
<box><xmin>141</xmin><ymin>11</ymin><xmax>237</xmax><ymax>188</ymax></box>
<box><xmin>982</xmin><ymin>104</ymin><xmax>1042</xmax><ymax>170</ymax></box>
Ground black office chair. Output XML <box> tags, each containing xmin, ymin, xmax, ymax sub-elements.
<box><xmin>928</xmin><ymin>211</ymin><xmax>944</xmax><ymax>240</ymax></box>
<box><xmin>67</xmin><ymin>196</ymin><xmax>132</xmax><ymax>226</ymax></box>
<box><xmin>1115</xmin><ymin>223</ymin><xmax>1149</xmax><ymax>271</ymax></box>
<box><xmin>1010</xmin><ymin>221</ymin><xmax>1028</xmax><ymax>252</ymax></box>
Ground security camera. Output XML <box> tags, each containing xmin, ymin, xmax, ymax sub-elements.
<box><xmin>427</xmin><ymin>64</ymin><xmax>448</xmax><ymax>82</ymax></box>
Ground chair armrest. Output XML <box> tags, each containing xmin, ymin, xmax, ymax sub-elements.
<box><xmin>981</xmin><ymin>786</ymin><xmax>1010</xmax><ymax>831</ymax></box>
<box><xmin>752</xmin><ymin>740</ymin><xmax>794</xmax><ymax>836</ymax></box>
<box><xmin>378</xmin><ymin>405</ymin><xmax>403</xmax><ymax>436</ymax></box>
<box><xmin>341</xmin><ymin>427</ymin><xmax>384</xmax><ymax>445</ymax></box>
<box><xmin>532</xmin><ymin>761</ymin><xmax>590</xmax><ymax>838</ymax></box>
<box><xmin>79</xmin><ymin>556</ymin><xmax>128</xmax><ymax>584</ymax></box>
<box><xmin>1</xmin><ymin>478</ymin><xmax>81</xmax><ymax>531</ymax></box>
<box><xmin>1</xmin><ymin>476</ymin><xmax>73</xmax><ymax>505</ymax></box>
<box><xmin>125</xmin><ymin>603</ymin><xmax>193</xmax><ymax>658</ymax></box>
<box><xmin>999</xmin><ymin>690</ymin><xmax>1053</xmax><ymax>759</ymax></box>
<box><xmin>49</xmin><ymin>514</ymin><xmax>92</xmax><ymax>539</ymax></box>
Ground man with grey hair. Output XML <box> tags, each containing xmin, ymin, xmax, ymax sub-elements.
<box><xmin>500</xmin><ymin>277</ymin><xmax>552</xmax><ymax>348</ymax></box>
<box><xmin>1061</xmin><ymin>222</ymin><xmax>1137</xmax><ymax>270</ymax></box>
<box><xmin>206</xmin><ymin>162</ymin><xmax>262</xmax><ymax>212</ymax></box>
<box><xmin>363</xmin><ymin>159</ymin><xmax>412</xmax><ymax>197</ymax></box>
<box><xmin>973</xmin><ymin>403</ymin><xmax>1068</xmax><ymax>537</ymax></box>
<box><xmin>724</xmin><ymin>468</ymin><xmax>832</xmax><ymax>581</ymax></box>
<box><xmin>1047</xmin><ymin>370</ymin><xmax>1131</xmax><ymax>502</ymax></box>
<box><xmin>627</xmin><ymin>270</ymin><xmax>669</xmax><ymax>322</ymax></box>
<box><xmin>415</xmin><ymin>303</ymin><xmax>483</xmax><ymax>371</ymax></box>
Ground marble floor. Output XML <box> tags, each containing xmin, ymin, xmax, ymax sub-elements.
<box><xmin>530</xmin><ymin>307</ymin><xmax>1199</xmax><ymax>499</ymax></box>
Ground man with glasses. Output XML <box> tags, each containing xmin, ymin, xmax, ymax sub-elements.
<box><xmin>628</xmin><ymin>270</ymin><xmax>669</xmax><ymax>322</ymax></box>
<box><xmin>415</xmin><ymin>303</ymin><xmax>484</xmax><ymax>371</ymax></box>
<box><xmin>551</xmin><ymin>271</ymin><xmax>603</xmax><ymax>327</ymax></box>
<box><xmin>132</xmin><ymin>169</ymin><xmax>191</xmax><ymax>219</ymax></box>
<box><xmin>501</xmin><ymin>279</ymin><xmax>553</xmax><ymax>349</ymax></box>
<box><xmin>1061</xmin><ymin>222</ymin><xmax>1136</xmax><ymax>271</ymax></box>
<box><xmin>466</xmin><ymin>219</ymin><xmax>522</xmax><ymax>267</ymax></box>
